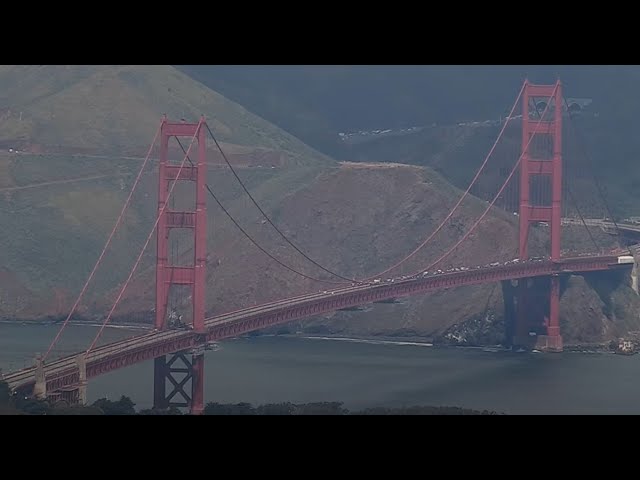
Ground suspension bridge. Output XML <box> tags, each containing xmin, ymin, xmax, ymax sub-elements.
<box><xmin>2</xmin><ymin>80</ymin><xmax>636</xmax><ymax>414</ymax></box>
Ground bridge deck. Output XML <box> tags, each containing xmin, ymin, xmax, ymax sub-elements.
<box><xmin>3</xmin><ymin>255</ymin><xmax>628</xmax><ymax>393</ymax></box>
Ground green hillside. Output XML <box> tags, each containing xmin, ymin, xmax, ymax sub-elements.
<box><xmin>0</xmin><ymin>151</ymin><xmax>327</xmax><ymax>319</ymax></box>
<box><xmin>176</xmin><ymin>66</ymin><xmax>640</xmax><ymax>218</ymax></box>
<box><xmin>0</xmin><ymin>65</ymin><xmax>331</xmax><ymax>166</ymax></box>
<box><xmin>176</xmin><ymin>66</ymin><xmax>640</xmax><ymax>155</ymax></box>
<box><xmin>0</xmin><ymin>65</ymin><xmax>333</xmax><ymax>319</ymax></box>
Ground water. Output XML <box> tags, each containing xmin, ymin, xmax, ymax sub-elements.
<box><xmin>2</xmin><ymin>322</ymin><xmax>639</xmax><ymax>414</ymax></box>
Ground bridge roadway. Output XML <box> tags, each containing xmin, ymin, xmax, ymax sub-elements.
<box><xmin>3</xmin><ymin>254</ymin><xmax>629</xmax><ymax>394</ymax></box>
<box><xmin>562</xmin><ymin>218</ymin><xmax>640</xmax><ymax>236</ymax></box>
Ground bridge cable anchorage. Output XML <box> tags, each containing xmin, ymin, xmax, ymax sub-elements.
<box><xmin>531</xmin><ymin>96</ymin><xmax>600</xmax><ymax>253</ymax></box>
<box><xmin>85</xmin><ymin>122</ymin><xmax>203</xmax><ymax>353</ymax></box>
<box><xmin>358</xmin><ymin>81</ymin><xmax>527</xmax><ymax>282</ymax></box>
<box><xmin>203</xmin><ymin>123</ymin><xmax>356</xmax><ymax>284</ymax></box>
<box><xmin>42</xmin><ymin>122</ymin><xmax>162</xmax><ymax>362</ymax></box>
<box><xmin>563</xmin><ymin>98</ymin><xmax>629</xmax><ymax>254</ymax></box>
<box><xmin>413</xmin><ymin>83</ymin><xmax>560</xmax><ymax>275</ymax></box>
<box><xmin>173</xmin><ymin>137</ymin><xmax>348</xmax><ymax>285</ymax></box>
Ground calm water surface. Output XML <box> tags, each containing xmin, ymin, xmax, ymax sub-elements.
<box><xmin>1</xmin><ymin>322</ymin><xmax>638</xmax><ymax>414</ymax></box>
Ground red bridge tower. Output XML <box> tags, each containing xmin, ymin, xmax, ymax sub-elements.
<box><xmin>515</xmin><ymin>80</ymin><xmax>563</xmax><ymax>351</ymax></box>
<box><xmin>153</xmin><ymin>116</ymin><xmax>208</xmax><ymax>414</ymax></box>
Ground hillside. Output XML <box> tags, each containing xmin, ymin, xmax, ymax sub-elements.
<box><xmin>177</xmin><ymin>66</ymin><xmax>640</xmax><ymax>219</ymax></box>
<box><xmin>343</xmin><ymin>117</ymin><xmax>640</xmax><ymax>219</ymax></box>
<box><xmin>0</xmin><ymin>65</ymin><xmax>638</xmax><ymax>350</ymax></box>
<box><xmin>1</xmin><ymin>147</ymin><xmax>636</xmax><ymax>347</ymax></box>
<box><xmin>0</xmin><ymin>65</ymin><xmax>331</xmax><ymax>167</ymax></box>
<box><xmin>176</xmin><ymin>65</ymin><xmax>640</xmax><ymax>157</ymax></box>
<box><xmin>46</xmin><ymin>160</ymin><xmax>639</xmax><ymax>347</ymax></box>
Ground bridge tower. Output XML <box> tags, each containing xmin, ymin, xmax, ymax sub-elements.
<box><xmin>515</xmin><ymin>80</ymin><xmax>563</xmax><ymax>352</ymax></box>
<box><xmin>153</xmin><ymin>116</ymin><xmax>208</xmax><ymax>414</ymax></box>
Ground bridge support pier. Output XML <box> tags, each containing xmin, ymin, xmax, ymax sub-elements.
<box><xmin>533</xmin><ymin>275</ymin><xmax>563</xmax><ymax>352</ymax></box>
<box><xmin>514</xmin><ymin>281</ymin><xmax>530</xmax><ymax>348</ymax></box>
<box><xmin>153</xmin><ymin>356</ymin><xmax>168</xmax><ymax>410</ymax></box>
<box><xmin>191</xmin><ymin>353</ymin><xmax>204</xmax><ymax>415</ymax></box>
<box><xmin>501</xmin><ymin>280</ymin><xmax>516</xmax><ymax>347</ymax></box>
<box><xmin>153</xmin><ymin>350</ymin><xmax>205</xmax><ymax>415</ymax></box>
<box><xmin>33</xmin><ymin>355</ymin><xmax>46</xmax><ymax>400</ymax></box>
<box><xmin>512</xmin><ymin>276</ymin><xmax>563</xmax><ymax>352</ymax></box>
<box><xmin>76</xmin><ymin>353</ymin><xmax>87</xmax><ymax>405</ymax></box>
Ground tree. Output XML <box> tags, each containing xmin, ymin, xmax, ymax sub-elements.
<box><xmin>293</xmin><ymin>402</ymin><xmax>348</xmax><ymax>415</ymax></box>
<box><xmin>13</xmin><ymin>396</ymin><xmax>50</xmax><ymax>415</ymax></box>
<box><xmin>255</xmin><ymin>403</ymin><xmax>295</xmax><ymax>415</ymax></box>
<box><xmin>0</xmin><ymin>380</ymin><xmax>10</xmax><ymax>405</ymax></box>
<box><xmin>138</xmin><ymin>407</ymin><xmax>182</xmax><ymax>415</ymax></box>
<box><xmin>204</xmin><ymin>402</ymin><xmax>256</xmax><ymax>415</ymax></box>
<box><xmin>92</xmin><ymin>396</ymin><xmax>136</xmax><ymax>415</ymax></box>
<box><xmin>49</xmin><ymin>405</ymin><xmax>104</xmax><ymax>415</ymax></box>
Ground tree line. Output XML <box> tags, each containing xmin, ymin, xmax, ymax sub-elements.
<box><xmin>1</xmin><ymin>380</ymin><xmax>498</xmax><ymax>415</ymax></box>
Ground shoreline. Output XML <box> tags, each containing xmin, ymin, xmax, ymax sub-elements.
<box><xmin>274</xmin><ymin>332</ymin><xmax>618</xmax><ymax>355</ymax></box>
<box><xmin>0</xmin><ymin>319</ymin><xmax>626</xmax><ymax>355</ymax></box>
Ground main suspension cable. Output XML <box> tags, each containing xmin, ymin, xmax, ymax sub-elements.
<box><xmin>204</xmin><ymin>123</ymin><xmax>356</xmax><ymax>283</ymax></box>
<box><xmin>172</xmin><ymin>137</ymin><xmax>348</xmax><ymax>285</ymax></box>
<box><xmin>360</xmin><ymin>81</ymin><xmax>526</xmax><ymax>281</ymax></box>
